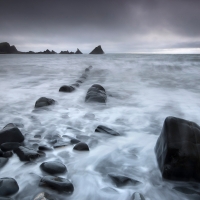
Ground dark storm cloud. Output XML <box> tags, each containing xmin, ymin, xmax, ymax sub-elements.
<box><xmin>0</xmin><ymin>0</ymin><xmax>200</xmax><ymax>53</ymax></box>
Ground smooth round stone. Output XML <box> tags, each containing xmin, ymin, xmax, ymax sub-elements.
<box><xmin>131</xmin><ymin>192</ymin><xmax>145</xmax><ymax>200</ymax></box>
<box><xmin>73</xmin><ymin>142</ymin><xmax>89</xmax><ymax>151</ymax></box>
<box><xmin>40</xmin><ymin>161</ymin><xmax>67</xmax><ymax>174</ymax></box>
<box><xmin>40</xmin><ymin>176</ymin><xmax>74</xmax><ymax>193</ymax></box>
<box><xmin>0</xmin><ymin>177</ymin><xmax>19</xmax><ymax>196</ymax></box>
<box><xmin>1</xmin><ymin>142</ymin><xmax>21</xmax><ymax>151</ymax></box>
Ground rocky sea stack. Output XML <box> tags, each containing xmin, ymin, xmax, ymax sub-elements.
<box><xmin>0</xmin><ymin>42</ymin><xmax>18</xmax><ymax>54</ymax></box>
<box><xmin>89</xmin><ymin>45</ymin><xmax>104</xmax><ymax>54</ymax></box>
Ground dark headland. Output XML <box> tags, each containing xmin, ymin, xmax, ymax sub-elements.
<box><xmin>0</xmin><ymin>42</ymin><xmax>104</xmax><ymax>54</ymax></box>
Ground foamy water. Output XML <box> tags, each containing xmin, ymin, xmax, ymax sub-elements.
<box><xmin>1</xmin><ymin>54</ymin><xmax>200</xmax><ymax>199</ymax></box>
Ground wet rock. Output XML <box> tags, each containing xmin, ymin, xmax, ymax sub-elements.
<box><xmin>1</xmin><ymin>142</ymin><xmax>21</xmax><ymax>151</ymax></box>
<box><xmin>155</xmin><ymin>116</ymin><xmax>200</xmax><ymax>182</ymax></box>
<box><xmin>89</xmin><ymin>45</ymin><xmax>104</xmax><ymax>54</ymax></box>
<box><xmin>73</xmin><ymin>142</ymin><xmax>89</xmax><ymax>151</ymax></box>
<box><xmin>131</xmin><ymin>192</ymin><xmax>145</xmax><ymax>200</ymax></box>
<box><xmin>0</xmin><ymin>197</ymin><xmax>13</xmax><ymax>200</ymax></box>
<box><xmin>59</xmin><ymin>85</ymin><xmax>75</xmax><ymax>93</ymax></box>
<box><xmin>173</xmin><ymin>186</ymin><xmax>200</xmax><ymax>195</ymax></box>
<box><xmin>34</xmin><ymin>192</ymin><xmax>57</xmax><ymax>200</ymax></box>
<box><xmin>108</xmin><ymin>173</ymin><xmax>141</xmax><ymax>187</ymax></box>
<box><xmin>85</xmin><ymin>84</ymin><xmax>107</xmax><ymax>103</ymax></box>
<box><xmin>14</xmin><ymin>146</ymin><xmax>44</xmax><ymax>161</ymax></box>
<box><xmin>3</xmin><ymin>123</ymin><xmax>23</xmax><ymax>129</ymax></box>
<box><xmin>0</xmin><ymin>157</ymin><xmax>8</xmax><ymax>168</ymax></box>
<box><xmin>39</xmin><ymin>176</ymin><xmax>74</xmax><ymax>193</ymax></box>
<box><xmin>53</xmin><ymin>141</ymin><xmax>70</xmax><ymax>148</ymax></box>
<box><xmin>70</xmin><ymin>138</ymin><xmax>80</xmax><ymax>144</ymax></box>
<box><xmin>35</xmin><ymin>97</ymin><xmax>56</xmax><ymax>108</ymax></box>
<box><xmin>38</xmin><ymin>145</ymin><xmax>53</xmax><ymax>151</ymax></box>
<box><xmin>0</xmin><ymin>177</ymin><xmax>19</xmax><ymax>196</ymax></box>
<box><xmin>40</xmin><ymin>161</ymin><xmax>67</xmax><ymax>174</ymax></box>
<box><xmin>75</xmin><ymin>48</ymin><xmax>82</xmax><ymax>54</ymax></box>
<box><xmin>95</xmin><ymin>125</ymin><xmax>120</xmax><ymax>136</ymax></box>
<box><xmin>2</xmin><ymin>151</ymin><xmax>13</xmax><ymax>158</ymax></box>
<box><xmin>71</xmin><ymin>83</ymin><xmax>79</xmax><ymax>87</ymax></box>
<box><xmin>84</xmin><ymin>113</ymin><xmax>95</xmax><ymax>120</ymax></box>
<box><xmin>34</xmin><ymin>135</ymin><xmax>41</xmax><ymax>139</ymax></box>
<box><xmin>0</xmin><ymin>125</ymin><xmax>24</xmax><ymax>145</ymax></box>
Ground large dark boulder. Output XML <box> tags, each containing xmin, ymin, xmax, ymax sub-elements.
<box><xmin>14</xmin><ymin>146</ymin><xmax>44</xmax><ymax>161</ymax></box>
<box><xmin>39</xmin><ymin>176</ymin><xmax>74</xmax><ymax>193</ymax></box>
<box><xmin>85</xmin><ymin>84</ymin><xmax>107</xmax><ymax>103</ymax></box>
<box><xmin>40</xmin><ymin>161</ymin><xmax>67</xmax><ymax>174</ymax></box>
<box><xmin>0</xmin><ymin>42</ymin><xmax>18</xmax><ymax>54</ymax></box>
<box><xmin>0</xmin><ymin>157</ymin><xmax>8</xmax><ymax>168</ymax></box>
<box><xmin>0</xmin><ymin>177</ymin><xmax>19</xmax><ymax>196</ymax></box>
<box><xmin>155</xmin><ymin>116</ymin><xmax>200</xmax><ymax>182</ymax></box>
<box><xmin>89</xmin><ymin>45</ymin><xmax>104</xmax><ymax>54</ymax></box>
<box><xmin>75</xmin><ymin>48</ymin><xmax>83</xmax><ymax>54</ymax></box>
<box><xmin>95</xmin><ymin>125</ymin><xmax>120</xmax><ymax>136</ymax></box>
<box><xmin>59</xmin><ymin>85</ymin><xmax>75</xmax><ymax>93</ymax></box>
<box><xmin>0</xmin><ymin>124</ymin><xmax>24</xmax><ymax>145</ymax></box>
<box><xmin>1</xmin><ymin>142</ymin><xmax>21</xmax><ymax>151</ymax></box>
<box><xmin>73</xmin><ymin>142</ymin><xmax>89</xmax><ymax>151</ymax></box>
<box><xmin>35</xmin><ymin>97</ymin><xmax>56</xmax><ymax>108</ymax></box>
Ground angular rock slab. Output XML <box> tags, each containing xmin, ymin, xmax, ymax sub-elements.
<box><xmin>0</xmin><ymin>125</ymin><xmax>24</xmax><ymax>145</ymax></box>
<box><xmin>1</xmin><ymin>142</ymin><xmax>21</xmax><ymax>151</ymax></box>
<box><xmin>0</xmin><ymin>177</ymin><xmax>19</xmax><ymax>196</ymax></box>
<box><xmin>39</xmin><ymin>176</ymin><xmax>74</xmax><ymax>193</ymax></box>
<box><xmin>95</xmin><ymin>125</ymin><xmax>120</xmax><ymax>136</ymax></box>
<box><xmin>0</xmin><ymin>157</ymin><xmax>8</xmax><ymax>168</ymax></box>
<box><xmin>131</xmin><ymin>192</ymin><xmax>145</xmax><ymax>200</ymax></box>
<box><xmin>14</xmin><ymin>146</ymin><xmax>45</xmax><ymax>161</ymax></box>
<box><xmin>40</xmin><ymin>161</ymin><xmax>67</xmax><ymax>174</ymax></box>
<box><xmin>73</xmin><ymin>142</ymin><xmax>89</xmax><ymax>151</ymax></box>
<box><xmin>85</xmin><ymin>84</ymin><xmax>107</xmax><ymax>103</ymax></box>
<box><xmin>155</xmin><ymin>116</ymin><xmax>200</xmax><ymax>182</ymax></box>
<box><xmin>35</xmin><ymin>97</ymin><xmax>56</xmax><ymax>108</ymax></box>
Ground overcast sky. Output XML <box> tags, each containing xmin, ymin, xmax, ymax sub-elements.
<box><xmin>0</xmin><ymin>0</ymin><xmax>200</xmax><ymax>53</ymax></box>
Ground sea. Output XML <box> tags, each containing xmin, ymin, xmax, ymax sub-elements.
<box><xmin>0</xmin><ymin>54</ymin><xmax>200</xmax><ymax>200</ymax></box>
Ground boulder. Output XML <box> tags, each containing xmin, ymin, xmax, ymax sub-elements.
<box><xmin>14</xmin><ymin>146</ymin><xmax>44</xmax><ymax>161</ymax></box>
<box><xmin>95</xmin><ymin>125</ymin><xmax>120</xmax><ymax>136</ymax></box>
<box><xmin>131</xmin><ymin>192</ymin><xmax>145</xmax><ymax>200</ymax></box>
<box><xmin>155</xmin><ymin>116</ymin><xmax>200</xmax><ymax>182</ymax></box>
<box><xmin>0</xmin><ymin>177</ymin><xmax>19</xmax><ymax>196</ymax></box>
<box><xmin>1</xmin><ymin>142</ymin><xmax>21</xmax><ymax>151</ymax></box>
<box><xmin>40</xmin><ymin>161</ymin><xmax>67</xmax><ymax>174</ymax></box>
<box><xmin>89</xmin><ymin>45</ymin><xmax>104</xmax><ymax>54</ymax></box>
<box><xmin>35</xmin><ymin>97</ymin><xmax>56</xmax><ymax>108</ymax></box>
<box><xmin>73</xmin><ymin>142</ymin><xmax>89</xmax><ymax>151</ymax></box>
<box><xmin>2</xmin><ymin>151</ymin><xmax>13</xmax><ymax>158</ymax></box>
<box><xmin>0</xmin><ymin>157</ymin><xmax>8</xmax><ymax>168</ymax></box>
<box><xmin>85</xmin><ymin>84</ymin><xmax>107</xmax><ymax>103</ymax></box>
<box><xmin>0</xmin><ymin>42</ymin><xmax>18</xmax><ymax>54</ymax></box>
<box><xmin>39</xmin><ymin>176</ymin><xmax>74</xmax><ymax>193</ymax></box>
<box><xmin>0</xmin><ymin>125</ymin><xmax>24</xmax><ymax>145</ymax></box>
<box><xmin>75</xmin><ymin>48</ymin><xmax>83</xmax><ymax>54</ymax></box>
<box><xmin>59</xmin><ymin>85</ymin><xmax>75</xmax><ymax>93</ymax></box>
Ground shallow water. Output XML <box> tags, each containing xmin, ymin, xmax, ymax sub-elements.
<box><xmin>1</xmin><ymin>54</ymin><xmax>200</xmax><ymax>199</ymax></box>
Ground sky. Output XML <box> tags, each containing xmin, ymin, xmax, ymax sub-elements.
<box><xmin>0</xmin><ymin>0</ymin><xmax>200</xmax><ymax>53</ymax></box>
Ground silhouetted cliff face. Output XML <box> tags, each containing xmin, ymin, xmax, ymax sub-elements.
<box><xmin>0</xmin><ymin>42</ymin><xmax>18</xmax><ymax>54</ymax></box>
<box><xmin>75</xmin><ymin>48</ymin><xmax>83</xmax><ymax>54</ymax></box>
<box><xmin>89</xmin><ymin>45</ymin><xmax>104</xmax><ymax>54</ymax></box>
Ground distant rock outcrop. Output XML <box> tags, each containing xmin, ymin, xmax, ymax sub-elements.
<box><xmin>0</xmin><ymin>42</ymin><xmax>18</xmax><ymax>54</ymax></box>
<box><xmin>75</xmin><ymin>48</ymin><xmax>83</xmax><ymax>54</ymax></box>
<box><xmin>38</xmin><ymin>49</ymin><xmax>57</xmax><ymax>54</ymax></box>
<box><xmin>60</xmin><ymin>50</ymin><xmax>69</xmax><ymax>54</ymax></box>
<box><xmin>90</xmin><ymin>45</ymin><xmax>104</xmax><ymax>54</ymax></box>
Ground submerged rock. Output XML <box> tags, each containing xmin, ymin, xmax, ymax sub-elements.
<box><xmin>131</xmin><ymin>192</ymin><xmax>145</xmax><ymax>200</ymax></box>
<box><xmin>155</xmin><ymin>116</ymin><xmax>200</xmax><ymax>182</ymax></box>
<box><xmin>0</xmin><ymin>177</ymin><xmax>19</xmax><ymax>196</ymax></box>
<box><xmin>73</xmin><ymin>142</ymin><xmax>89</xmax><ymax>151</ymax></box>
<box><xmin>95</xmin><ymin>125</ymin><xmax>120</xmax><ymax>136</ymax></box>
<box><xmin>35</xmin><ymin>97</ymin><xmax>56</xmax><ymax>108</ymax></box>
<box><xmin>85</xmin><ymin>84</ymin><xmax>107</xmax><ymax>103</ymax></box>
<box><xmin>70</xmin><ymin>138</ymin><xmax>80</xmax><ymax>144</ymax></box>
<box><xmin>34</xmin><ymin>192</ymin><xmax>57</xmax><ymax>200</ymax></box>
<box><xmin>89</xmin><ymin>45</ymin><xmax>104</xmax><ymax>54</ymax></box>
<box><xmin>108</xmin><ymin>173</ymin><xmax>141</xmax><ymax>187</ymax></box>
<box><xmin>0</xmin><ymin>157</ymin><xmax>8</xmax><ymax>168</ymax></box>
<box><xmin>14</xmin><ymin>146</ymin><xmax>44</xmax><ymax>161</ymax></box>
<box><xmin>0</xmin><ymin>124</ymin><xmax>24</xmax><ymax>145</ymax></box>
<box><xmin>40</xmin><ymin>161</ymin><xmax>67</xmax><ymax>174</ymax></box>
<box><xmin>39</xmin><ymin>176</ymin><xmax>74</xmax><ymax>193</ymax></box>
<box><xmin>59</xmin><ymin>85</ymin><xmax>75</xmax><ymax>93</ymax></box>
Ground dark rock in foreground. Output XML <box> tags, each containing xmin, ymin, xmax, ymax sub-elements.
<box><xmin>73</xmin><ymin>142</ymin><xmax>89</xmax><ymax>151</ymax></box>
<box><xmin>0</xmin><ymin>157</ymin><xmax>8</xmax><ymax>168</ymax></box>
<box><xmin>89</xmin><ymin>45</ymin><xmax>104</xmax><ymax>54</ymax></box>
<box><xmin>0</xmin><ymin>42</ymin><xmax>18</xmax><ymax>54</ymax></box>
<box><xmin>40</xmin><ymin>161</ymin><xmax>67</xmax><ymax>174</ymax></box>
<box><xmin>1</xmin><ymin>142</ymin><xmax>21</xmax><ymax>151</ymax></box>
<box><xmin>0</xmin><ymin>177</ymin><xmax>19</xmax><ymax>196</ymax></box>
<box><xmin>85</xmin><ymin>84</ymin><xmax>107</xmax><ymax>103</ymax></box>
<box><xmin>75</xmin><ymin>48</ymin><xmax>83</xmax><ymax>54</ymax></box>
<box><xmin>108</xmin><ymin>173</ymin><xmax>141</xmax><ymax>187</ymax></box>
<box><xmin>155</xmin><ymin>116</ymin><xmax>200</xmax><ymax>182</ymax></box>
<box><xmin>95</xmin><ymin>125</ymin><xmax>120</xmax><ymax>136</ymax></box>
<box><xmin>131</xmin><ymin>192</ymin><xmax>145</xmax><ymax>200</ymax></box>
<box><xmin>35</xmin><ymin>97</ymin><xmax>56</xmax><ymax>108</ymax></box>
<box><xmin>59</xmin><ymin>85</ymin><xmax>75</xmax><ymax>93</ymax></box>
<box><xmin>0</xmin><ymin>124</ymin><xmax>24</xmax><ymax>145</ymax></box>
<box><xmin>14</xmin><ymin>146</ymin><xmax>44</xmax><ymax>161</ymax></box>
<box><xmin>39</xmin><ymin>176</ymin><xmax>74</xmax><ymax>193</ymax></box>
